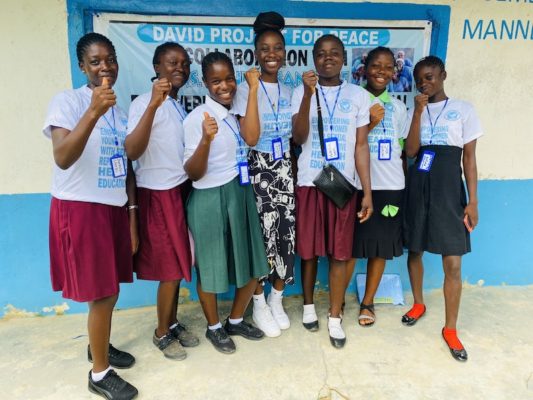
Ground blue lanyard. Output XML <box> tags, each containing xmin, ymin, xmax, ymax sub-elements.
<box><xmin>259</xmin><ymin>79</ymin><xmax>280</xmax><ymax>133</ymax></box>
<box><xmin>426</xmin><ymin>99</ymin><xmax>449</xmax><ymax>144</ymax></box>
<box><xmin>223</xmin><ymin>118</ymin><xmax>245</xmax><ymax>161</ymax></box>
<box><xmin>102</xmin><ymin>107</ymin><xmax>120</xmax><ymax>150</ymax></box>
<box><xmin>168</xmin><ymin>97</ymin><xmax>187</xmax><ymax>121</ymax></box>
<box><xmin>319</xmin><ymin>83</ymin><xmax>342</xmax><ymax>134</ymax></box>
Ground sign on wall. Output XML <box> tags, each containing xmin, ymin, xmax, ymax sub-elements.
<box><xmin>94</xmin><ymin>14</ymin><xmax>431</xmax><ymax>112</ymax></box>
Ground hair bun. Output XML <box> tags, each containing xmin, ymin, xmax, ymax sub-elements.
<box><xmin>253</xmin><ymin>11</ymin><xmax>285</xmax><ymax>33</ymax></box>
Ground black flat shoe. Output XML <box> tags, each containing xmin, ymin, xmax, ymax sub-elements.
<box><xmin>88</xmin><ymin>344</ymin><xmax>135</xmax><ymax>369</ymax></box>
<box><xmin>205</xmin><ymin>327</ymin><xmax>236</xmax><ymax>354</ymax></box>
<box><xmin>224</xmin><ymin>319</ymin><xmax>265</xmax><ymax>340</ymax></box>
<box><xmin>303</xmin><ymin>320</ymin><xmax>319</xmax><ymax>332</ymax></box>
<box><xmin>329</xmin><ymin>335</ymin><xmax>346</xmax><ymax>348</ymax></box>
<box><xmin>401</xmin><ymin>304</ymin><xmax>426</xmax><ymax>326</ymax></box>
<box><xmin>442</xmin><ymin>328</ymin><xmax>468</xmax><ymax>362</ymax></box>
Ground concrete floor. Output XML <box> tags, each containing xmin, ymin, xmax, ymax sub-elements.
<box><xmin>1</xmin><ymin>286</ymin><xmax>532</xmax><ymax>400</ymax></box>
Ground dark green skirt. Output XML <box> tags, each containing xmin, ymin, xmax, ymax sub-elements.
<box><xmin>187</xmin><ymin>177</ymin><xmax>269</xmax><ymax>293</ymax></box>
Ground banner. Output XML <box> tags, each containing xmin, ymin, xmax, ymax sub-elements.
<box><xmin>95</xmin><ymin>14</ymin><xmax>431</xmax><ymax>112</ymax></box>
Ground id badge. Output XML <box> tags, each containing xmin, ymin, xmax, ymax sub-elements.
<box><xmin>110</xmin><ymin>154</ymin><xmax>126</xmax><ymax>178</ymax></box>
<box><xmin>238</xmin><ymin>161</ymin><xmax>250</xmax><ymax>185</ymax></box>
<box><xmin>418</xmin><ymin>150</ymin><xmax>435</xmax><ymax>172</ymax></box>
<box><xmin>272</xmin><ymin>137</ymin><xmax>283</xmax><ymax>161</ymax></box>
<box><xmin>378</xmin><ymin>139</ymin><xmax>392</xmax><ymax>161</ymax></box>
<box><xmin>324</xmin><ymin>137</ymin><xmax>340</xmax><ymax>161</ymax></box>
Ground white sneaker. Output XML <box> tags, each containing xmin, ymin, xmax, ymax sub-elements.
<box><xmin>327</xmin><ymin>316</ymin><xmax>346</xmax><ymax>348</ymax></box>
<box><xmin>253</xmin><ymin>303</ymin><xmax>281</xmax><ymax>337</ymax></box>
<box><xmin>267</xmin><ymin>293</ymin><xmax>290</xmax><ymax>330</ymax></box>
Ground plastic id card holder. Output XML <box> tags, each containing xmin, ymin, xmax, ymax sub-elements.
<box><xmin>272</xmin><ymin>137</ymin><xmax>283</xmax><ymax>160</ymax></box>
<box><xmin>418</xmin><ymin>150</ymin><xmax>435</xmax><ymax>172</ymax></box>
<box><xmin>110</xmin><ymin>154</ymin><xmax>126</xmax><ymax>178</ymax></box>
<box><xmin>238</xmin><ymin>161</ymin><xmax>250</xmax><ymax>185</ymax></box>
<box><xmin>324</xmin><ymin>137</ymin><xmax>340</xmax><ymax>161</ymax></box>
<box><xmin>378</xmin><ymin>139</ymin><xmax>392</xmax><ymax>160</ymax></box>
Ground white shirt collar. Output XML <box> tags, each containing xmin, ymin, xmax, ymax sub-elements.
<box><xmin>205</xmin><ymin>96</ymin><xmax>231</xmax><ymax>120</ymax></box>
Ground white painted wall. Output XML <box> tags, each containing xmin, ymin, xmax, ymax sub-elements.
<box><xmin>1</xmin><ymin>0</ymin><xmax>530</xmax><ymax>195</ymax></box>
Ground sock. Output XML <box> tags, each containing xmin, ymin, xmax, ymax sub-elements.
<box><xmin>269</xmin><ymin>288</ymin><xmax>283</xmax><ymax>301</ymax></box>
<box><xmin>91</xmin><ymin>366</ymin><xmax>112</xmax><ymax>382</ymax></box>
<box><xmin>208</xmin><ymin>322</ymin><xmax>222</xmax><ymax>331</ymax></box>
<box><xmin>442</xmin><ymin>327</ymin><xmax>464</xmax><ymax>350</ymax></box>
<box><xmin>169</xmin><ymin>322</ymin><xmax>178</xmax><ymax>330</ymax></box>
<box><xmin>303</xmin><ymin>304</ymin><xmax>317</xmax><ymax>323</ymax></box>
<box><xmin>253</xmin><ymin>294</ymin><xmax>266</xmax><ymax>307</ymax></box>
<box><xmin>406</xmin><ymin>303</ymin><xmax>426</xmax><ymax>319</ymax></box>
<box><xmin>229</xmin><ymin>317</ymin><xmax>243</xmax><ymax>325</ymax></box>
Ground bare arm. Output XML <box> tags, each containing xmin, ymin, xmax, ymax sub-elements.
<box><xmin>355</xmin><ymin>124</ymin><xmax>373</xmax><ymax>223</ymax></box>
<box><xmin>126</xmin><ymin>159</ymin><xmax>139</xmax><ymax>254</ymax></box>
<box><xmin>51</xmin><ymin>81</ymin><xmax>116</xmax><ymax>169</ymax></box>
<box><xmin>292</xmin><ymin>71</ymin><xmax>318</xmax><ymax>145</ymax></box>
<box><xmin>237</xmin><ymin>68</ymin><xmax>261</xmax><ymax>147</ymax></box>
<box><xmin>462</xmin><ymin>139</ymin><xmax>479</xmax><ymax>229</ymax></box>
<box><xmin>124</xmin><ymin>78</ymin><xmax>171</xmax><ymax>160</ymax></box>
<box><xmin>405</xmin><ymin>94</ymin><xmax>428</xmax><ymax>158</ymax></box>
<box><xmin>184</xmin><ymin>112</ymin><xmax>218</xmax><ymax>181</ymax></box>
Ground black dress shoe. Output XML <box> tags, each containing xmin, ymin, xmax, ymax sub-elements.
<box><xmin>205</xmin><ymin>327</ymin><xmax>236</xmax><ymax>354</ymax></box>
<box><xmin>303</xmin><ymin>320</ymin><xmax>319</xmax><ymax>332</ymax></box>
<box><xmin>401</xmin><ymin>304</ymin><xmax>426</xmax><ymax>326</ymax></box>
<box><xmin>88</xmin><ymin>369</ymin><xmax>138</xmax><ymax>400</ymax></box>
<box><xmin>329</xmin><ymin>335</ymin><xmax>346</xmax><ymax>349</ymax></box>
<box><xmin>442</xmin><ymin>329</ymin><xmax>468</xmax><ymax>362</ymax></box>
<box><xmin>224</xmin><ymin>318</ymin><xmax>265</xmax><ymax>340</ymax></box>
<box><xmin>88</xmin><ymin>344</ymin><xmax>135</xmax><ymax>369</ymax></box>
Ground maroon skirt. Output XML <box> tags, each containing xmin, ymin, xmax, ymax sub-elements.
<box><xmin>296</xmin><ymin>186</ymin><xmax>357</xmax><ymax>261</ymax></box>
<box><xmin>134</xmin><ymin>185</ymin><xmax>192</xmax><ymax>282</ymax></box>
<box><xmin>49</xmin><ymin>198</ymin><xmax>133</xmax><ymax>302</ymax></box>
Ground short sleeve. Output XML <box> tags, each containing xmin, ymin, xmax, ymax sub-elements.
<box><xmin>462</xmin><ymin>103</ymin><xmax>483</xmax><ymax>145</ymax></box>
<box><xmin>355</xmin><ymin>89</ymin><xmax>371</xmax><ymax>128</ymax></box>
<box><xmin>42</xmin><ymin>91</ymin><xmax>80</xmax><ymax>138</ymax></box>
<box><xmin>291</xmin><ymin>85</ymin><xmax>304</xmax><ymax>116</ymax></box>
<box><xmin>395</xmin><ymin>101</ymin><xmax>409</xmax><ymax>139</ymax></box>
<box><xmin>232</xmin><ymin>83</ymin><xmax>249</xmax><ymax>117</ymax></box>
<box><xmin>127</xmin><ymin>95</ymin><xmax>149</xmax><ymax>135</ymax></box>
<box><xmin>183</xmin><ymin>111</ymin><xmax>203</xmax><ymax>163</ymax></box>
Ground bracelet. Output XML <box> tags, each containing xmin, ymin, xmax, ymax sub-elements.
<box><xmin>127</xmin><ymin>205</ymin><xmax>139</xmax><ymax>211</ymax></box>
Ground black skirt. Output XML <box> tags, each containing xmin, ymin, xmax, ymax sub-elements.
<box><xmin>403</xmin><ymin>145</ymin><xmax>471</xmax><ymax>256</ymax></box>
<box><xmin>353</xmin><ymin>189</ymin><xmax>404</xmax><ymax>260</ymax></box>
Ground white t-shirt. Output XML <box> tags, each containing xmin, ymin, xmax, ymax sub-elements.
<box><xmin>232</xmin><ymin>81</ymin><xmax>292</xmax><ymax>155</ymax></box>
<box><xmin>291</xmin><ymin>81</ymin><xmax>370</xmax><ymax>186</ymax></box>
<box><xmin>356</xmin><ymin>91</ymin><xmax>408</xmax><ymax>190</ymax></box>
<box><xmin>127</xmin><ymin>93</ymin><xmax>188</xmax><ymax>190</ymax></box>
<box><xmin>183</xmin><ymin>96</ymin><xmax>247</xmax><ymax>189</ymax></box>
<box><xmin>406</xmin><ymin>98</ymin><xmax>483</xmax><ymax>148</ymax></box>
<box><xmin>43</xmin><ymin>85</ymin><xmax>128</xmax><ymax>206</ymax></box>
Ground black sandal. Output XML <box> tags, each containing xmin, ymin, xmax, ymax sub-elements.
<box><xmin>358</xmin><ymin>303</ymin><xmax>375</xmax><ymax>327</ymax></box>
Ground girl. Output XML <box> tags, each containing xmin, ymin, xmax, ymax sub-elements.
<box><xmin>292</xmin><ymin>34</ymin><xmax>373</xmax><ymax>348</ymax></box>
<box><xmin>232</xmin><ymin>11</ymin><xmax>295</xmax><ymax>338</ymax></box>
<box><xmin>43</xmin><ymin>33</ymin><xmax>138</xmax><ymax>399</ymax></box>
<box><xmin>183</xmin><ymin>52</ymin><xmax>269</xmax><ymax>354</ymax></box>
<box><xmin>402</xmin><ymin>56</ymin><xmax>482</xmax><ymax>361</ymax></box>
<box><xmin>351</xmin><ymin>47</ymin><xmax>409</xmax><ymax>327</ymax></box>
<box><xmin>125</xmin><ymin>42</ymin><xmax>198</xmax><ymax>361</ymax></box>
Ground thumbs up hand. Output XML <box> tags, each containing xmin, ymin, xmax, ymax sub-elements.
<box><xmin>202</xmin><ymin>112</ymin><xmax>218</xmax><ymax>143</ymax></box>
<box><xmin>89</xmin><ymin>77</ymin><xmax>116</xmax><ymax>118</ymax></box>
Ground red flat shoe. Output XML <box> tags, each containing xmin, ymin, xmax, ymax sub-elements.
<box><xmin>401</xmin><ymin>303</ymin><xmax>426</xmax><ymax>326</ymax></box>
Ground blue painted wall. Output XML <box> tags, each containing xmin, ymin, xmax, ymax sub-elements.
<box><xmin>1</xmin><ymin>180</ymin><xmax>531</xmax><ymax>316</ymax></box>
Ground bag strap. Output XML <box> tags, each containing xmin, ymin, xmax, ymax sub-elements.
<box><xmin>315</xmin><ymin>89</ymin><xmax>326</xmax><ymax>158</ymax></box>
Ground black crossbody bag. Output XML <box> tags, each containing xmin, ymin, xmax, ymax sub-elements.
<box><xmin>312</xmin><ymin>90</ymin><xmax>356</xmax><ymax>209</ymax></box>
